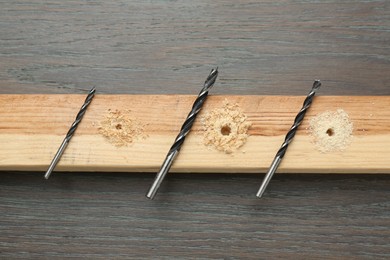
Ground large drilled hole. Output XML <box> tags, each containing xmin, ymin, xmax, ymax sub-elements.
<box><xmin>326</xmin><ymin>128</ymin><xmax>334</xmax><ymax>136</ymax></box>
<box><xmin>116</xmin><ymin>123</ymin><xmax>122</xmax><ymax>130</ymax></box>
<box><xmin>221</xmin><ymin>125</ymin><xmax>231</xmax><ymax>136</ymax></box>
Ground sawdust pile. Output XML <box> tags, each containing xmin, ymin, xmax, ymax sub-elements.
<box><xmin>201</xmin><ymin>100</ymin><xmax>251</xmax><ymax>154</ymax></box>
<box><xmin>309</xmin><ymin>109</ymin><xmax>353</xmax><ymax>153</ymax></box>
<box><xmin>98</xmin><ymin>109</ymin><xmax>147</xmax><ymax>147</ymax></box>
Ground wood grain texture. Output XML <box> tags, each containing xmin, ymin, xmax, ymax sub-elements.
<box><xmin>1</xmin><ymin>95</ymin><xmax>389</xmax><ymax>173</ymax></box>
<box><xmin>0</xmin><ymin>0</ymin><xmax>389</xmax><ymax>95</ymax></box>
<box><xmin>1</xmin><ymin>172</ymin><xmax>389</xmax><ymax>259</ymax></box>
<box><xmin>1</xmin><ymin>0</ymin><xmax>389</xmax><ymax>259</ymax></box>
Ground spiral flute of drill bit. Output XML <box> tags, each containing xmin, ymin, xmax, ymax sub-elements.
<box><xmin>256</xmin><ymin>80</ymin><xmax>321</xmax><ymax>198</ymax></box>
<box><xmin>146</xmin><ymin>68</ymin><xmax>219</xmax><ymax>199</ymax></box>
<box><xmin>44</xmin><ymin>87</ymin><xmax>96</xmax><ymax>179</ymax></box>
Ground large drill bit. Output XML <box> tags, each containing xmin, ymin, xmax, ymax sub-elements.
<box><xmin>44</xmin><ymin>87</ymin><xmax>96</xmax><ymax>179</ymax></box>
<box><xmin>256</xmin><ymin>80</ymin><xmax>321</xmax><ymax>198</ymax></box>
<box><xmin>146</xmin><ymin>68</ymin><xmax>219</xmax><ymax>199</ymax></box>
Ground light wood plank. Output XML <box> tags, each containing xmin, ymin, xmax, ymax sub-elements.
<box><xmin>0</xmin><ymin>94</ymin><xmax>389</xmax><ymax>173</ymax></box>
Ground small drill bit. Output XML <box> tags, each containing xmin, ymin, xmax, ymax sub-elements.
<box><xmin>146</xmin><ymin>68</ymin><xmax>219</xmax><ymax>199</ymax></box>
<box><xmin>44</xmin><ymin>87</ymin><xmax>96</xmax><ymax>179</ymax></box>
<box><xmin>256</xmin><ymin>80</ymin><xmax>321</xmax><ymax>198</ymax></box>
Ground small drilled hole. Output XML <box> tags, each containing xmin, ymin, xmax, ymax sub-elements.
<box><xmin>326</xmin><ymin>128</ymin><xmax>334</xmax><ymax>136</ymax></box>
<box><xmin>221</xmin><ymin>125</ymin><xmax>231</xmax><ymax>136</ymax></box>
<box><xmin>116</xmin><ymin>123</ymin><xmax>122</xmax><ymax>130</ymax></box>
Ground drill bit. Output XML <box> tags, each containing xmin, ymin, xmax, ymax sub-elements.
<box><xmin>146</xmin><ymin>68</ymin><xmax>219</xmax><ymax>199</ymax></box>
<box><xmin>44</xmin><ymin>87</ymin><xmax>96</xmax><ymax>179</ymax></box>
<box><xmin>256</xmin><ymin>80</ymin><xmax>321</xmax><ymax>198</ymax></box>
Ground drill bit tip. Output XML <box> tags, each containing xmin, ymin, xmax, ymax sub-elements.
<box><xmin>204</xmin><ymin>67</ymin><xmax>219</xmax><ymax>90</ymax></box>
<box><xmin>312</xmin><ymin>80</ymin><xmax>321</xmax><ymax>91</ymax></box>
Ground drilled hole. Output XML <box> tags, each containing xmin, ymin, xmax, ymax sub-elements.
<box><xmin>326</xmin><ymin>128</ymin><xmax>334</xmax><ymax>136</ymax></box>
<box><xmin>116</xmin><ymin>123</ymin><xmax>122</xmax><ymax>130</ymax></box>
<box><xmin>221</xmin><ymin>125</ymin><xmax>231</xmax><ymax>136</ymax></box>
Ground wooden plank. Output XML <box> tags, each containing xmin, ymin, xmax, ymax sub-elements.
<box><xmin>0</xmin><ymin>94</ymin><xmax>389</xmax><ymax>173</ymax></box>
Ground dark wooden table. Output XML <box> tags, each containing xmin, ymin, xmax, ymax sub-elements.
<box><xmin>1</xmin><ymin>1</ymin><xmax>389</xmax><ymax>259</ymax></box>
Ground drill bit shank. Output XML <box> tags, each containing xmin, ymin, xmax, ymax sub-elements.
<box><xmin>44</xmin><ymin>87</ymin><xmax>96</xmax><ymax>179</ymax></box>
<box><xmin>146</xmin><ymin>68</ymin><xmax>219</xmax><ymax>199</ymax></box>
<box><xmin>256</xmin><ymin>80</ymin><xmax>321</xmax><ymax>198</ymax></box>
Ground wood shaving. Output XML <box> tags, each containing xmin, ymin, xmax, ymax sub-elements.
<box><xmin>309</xmin><ymin>109</ymin><xmax>353</xmax><ymax>153</ymax></box>
<box><xmin>98</xmin><ymin>109</ymin><xmax>146</xmax><ymax>147</ymax></box>
<box><xmin>201</xmin><ymin>100</ymin><xmax>251</xmax><ymax>154</ymax></box>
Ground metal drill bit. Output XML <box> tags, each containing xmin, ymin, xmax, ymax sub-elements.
<box><xmin>44</xmin><ymin>87</ymin><xmax>96</xmax><ymax>179</ymax></box>
<box><xmin>146</xmin><ymin>68</ymin><xmax>219</xmax><ymax>199</ymax></box>
<box><xmin>256</xmin><ymin>80</ymin><xmax>321</xmax><ymax>198</ymax></box>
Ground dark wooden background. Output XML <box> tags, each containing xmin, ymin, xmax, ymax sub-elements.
<box><xmin>1</xmin><ymin>0</ymin><xmax>389</xmax><ymax>259</ymax></box>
